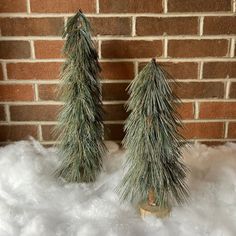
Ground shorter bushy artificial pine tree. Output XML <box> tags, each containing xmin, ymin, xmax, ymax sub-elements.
<box><xmin>55</xmin><ymin>11</ymin><xmax>106</xmax><ymax>183</ymax></box>
<box><xmin>118</xmin><ymin>59</ymin><xmax>189</xmax><ymax>208</ymax></box>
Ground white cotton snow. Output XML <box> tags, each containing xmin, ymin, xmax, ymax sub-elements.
<box><xmin>0</xmin><ymin>139</ymin><xmax>236</xmax><ymax>236</ymax></box>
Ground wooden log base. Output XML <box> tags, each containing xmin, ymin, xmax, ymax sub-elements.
<box><xmin>139</xmin><ymin>203</ymin><xmax>171</xmax><ymax>219</ymax></box>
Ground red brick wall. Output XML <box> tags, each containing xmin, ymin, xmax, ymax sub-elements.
<box><xmin>0</xmin><ymin>0</ymin><xmax>235</xmax><ymax>146</ymax></box>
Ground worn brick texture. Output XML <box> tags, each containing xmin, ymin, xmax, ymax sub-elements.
<box><xmin>0</xmin><ymin>0</ymin><xmax>235</xmax><ymax>145</ymax></box>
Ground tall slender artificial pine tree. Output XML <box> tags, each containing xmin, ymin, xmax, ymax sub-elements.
<box><xmin>119</xmin><ymin>59</ymin><xmax>188</xmax><ymax>211</ymax></box>
<box><xmin>55</xmin><ymin>11</ymin><xmax>106</xmax><ymax>183</ymax></box>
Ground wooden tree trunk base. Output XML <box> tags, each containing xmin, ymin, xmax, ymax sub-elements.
<box><xmin>139</xmin><ymin>203</ymin><xmax>171</xmax><ymax>219</ymax></box>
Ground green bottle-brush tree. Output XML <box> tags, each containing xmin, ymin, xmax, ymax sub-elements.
<box><xmin>118</xmin><ymin>59</ymin><xmax>189</xmax><ymax>208</ymax></box>
<box><xmin>55</xmin><ymin>10</ymin><xmax>106</xmax><ymax>183</ymax></box>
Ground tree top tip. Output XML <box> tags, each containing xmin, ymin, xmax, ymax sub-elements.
<box><xmin>151</xmin><ymin>58</ymin><xmax>156</xmax><ymax>65</ymax></box>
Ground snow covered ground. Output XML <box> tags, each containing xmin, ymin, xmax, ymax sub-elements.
<box><xmin>0</xmin><ymin>139</ymin><xmax>236</xmax><ymax>236</ymax></box>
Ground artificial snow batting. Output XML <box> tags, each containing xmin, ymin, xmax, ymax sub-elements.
<box><xmin>0</xmin><ymin>139</ymin><xmax>236</xmax><ymax>236</ymax></box>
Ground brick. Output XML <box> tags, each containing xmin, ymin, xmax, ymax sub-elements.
<box><xmin>204</xmin><ymin>16</ymin><xmax>236</xmax><ymax>35</ymax></box>
<box><xmin>0</xmin><ymin>125</ymin><xmax>38</xmax><ymax>142</ymax></box>
<box><xmin>199</xmin><ymin>102</ymin><xmax>236</xmax><ymax>119</ymax></box>
<box><xmin>0</xmin><ymin>64</ymin><xmax>3</xmax><ymax>80</ymax></box>
<box><xmin>102</xmin><ymin>82</ymin><xmax>224</xmax><ymax>101</ymax></box>
<box><xmin>102</xmin><ymin>83</ymin><xmax>129</xmax><ymax>101</ymax></box>
<box><xmin>0</xmin><ymin>41</ymin><xmax>31</xmax><ymax>59</ymax></box>
<box><xmin>229</xmin><ymin>83</ymin><xmax>236</xmax><ymax>98</ymax></box>
<box><xmin>0</xmin><ymin>18</ymin><xmax>64</xmax><ymax>36</ymax></box>
<box><xmin>0</xmin><ymin>85</ymin><xmax>34</xmax><ymax>101</ymax></box>
<box><xmin>136</xmin><ymin>17</ymin><xmax>198</xmax><ymax>36</ymax></box>
<box><xmin>0</xmin><ymin>0</ymin><xmax>27</xmax><ymax>13</ymax></box>
<box><xmin>35</xmin><ymin>105</ymin><xmax>128</xmax><ymax>123</ymax></box>
<box><xmin>200</xmin><ymin>141</ymin><xmax>226</xmax><ymax>146</ymax></box>
<box><xmin>10</xmin><ymin>105</ymin><xmax>60</xmax><ymax>121</ymax></box>
<box><xmin>103</xmin><ymin>103</ymin><xmax>193</xmax><ymax>120</ymax></box>
<box><xmin>101</xmin><ymin>62</ymin><xmax>134</xmax><ymax>80</ymax></box>
<box><xmin>173</xmin><ymin>82</ymin><xmax>224</xmax><ymax>99</ymax></box>
<box><xmin>168</xmin><ymin>0</ymin><xmax>231</xmax><ymax>12</ymax></box>
<box><xmin>41</xmin><ymin>125</ymin><xmax>57</xmax><ymax>141</ymax></box>
<box><xmin>203</xmin><ymin>62</ymin><xmax>236</xmax><ymax>79</ymax></box>
<box><xmin>33</xmin><ymin>40</ymin><xmax>98</xmax><ymax>59</ymax></box>
<box><xmin>0</xmin><ymin>105</ymin><xmax>5</xmax><ymax>121</ymax></box>
<box><xmin>100</xmin><ymin>0</ymin><xmax>162</xmax><ymax>13</ymax></box>
<box><xmin>181</xmin><ymin>122</ymin><xmax>224</xmax><ymax>139</ymax></box>
<box><xmin>103</xmin><ymin>104</ymin><xmax>127</xmax><ymax>121</ymax></box>
<box><xmin>42</xmin><ymin>122</ymin><xmax>126</xmax><ymax>141</ymax></box>
<box><xmin>177</xmin><ymin>103</ymin><xmax>194</xmax><ymax>119</ymax></box>
<box><xmin>102</xmin><ymin>40</ymin><xmax>162</xmax><ymax>59</ymax></box>
<box><xmin>168</xmin><ymin>40</ymin><xmax>228</xmax><ymax>58</ymax></box>
<box><xmin>89</xmin><ymin>17</ymin><xmax>131</xmax><ymax>36</ymax></box>
<box><xmin>38</xmin><ymin>84</ymin><xmax>59</xmax><ymax>101</ymax></box>
<box><xmin>102</xmin><ymin>93</ymin><xmax>193</xmax><ymax>120</ymax></box>
<box><xmin>139</xmin><ymin>62</ymin><xmax>198</xmax><ymax>79</ymax></box>
<box><xmin>104</xmin><ymin>124</ymin><xmax>124</xmax><ymax>140</ymax></box>
<box><xmin>7</xmin><ymin>63</ymin><xmax>61</xmax><ymax>80</ymax></box>
<box><xmin>31</xmin><ymin>0</ymin><xmax>96</xmax><ymax>13</ymax></box>
<box><xmin>35</xmin><ymin>41</ymin><xmax>64</xmax><ymax>59</ymax></box>
<box><xmin>228</xmin><ymin>122</ymin><xmax>236</xmax><ymax>138</ymax></box>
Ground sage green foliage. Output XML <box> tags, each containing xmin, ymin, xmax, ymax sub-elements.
<box><xmin>55</xmin><ymin>11</ymin><xmax>106</xmax><ymax>183</ymax></box>
<box><xmin>119</xmin><ymin>59</ymin><xmax>189</xmax><ymax>207</ymax></box>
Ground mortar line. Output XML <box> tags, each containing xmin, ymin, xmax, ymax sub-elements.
<box><xmin>194</xmin><ymin>101</ymin><xmax>199</xmax><ymax>119</ymax></box>
<box><xmin>199</xmin><ymin>16</ymin><xmax>204</xmax><ymax>36</ymax></box>
<box><xmin>5</xmin><ymin>104</ymin><xmax>10</xmax><ymax>122</ymax></box>
<box><xmin>0</xmin><ymin>13</ymin><xmax>235</xmax><ymax>17</ymax></box>
<box><xmin>1</xmin><ymin>119</ymin><xmax>236</xmax><ymax>126</ymax></box>
<box><xmin>1</xmin><ymin>62</ymin><xmax>8</xmax><ymax>80</ymax></box>
<box><xmin>0</xmin><ymin>35</ymin><xmax>235</xmax><ymax>41</ymax></box>
<box><xmin>26</xmin><ymin>0</ymin><xmax>31</xmax><ymax>14</ymax></box>
<box><xmin>131</xmin><ymin>16</ymin><xmax>136</xmax><ymax>36</ymax></box>
<box><xmin>38</xmin><ymin>125</ymin><xmax>43</xmax><ymax>141</ymax></box>
<box><xmin>1</xmin><ymin>99</ymin><xmax>236</xmax><ymax>106</ymax></box>
<box><xmin>224</xmin><ymin>121</ymin><xmax>229</xmax><ymax>138</ymax></box>
<box><xmin>230</xmin><ymin>38</ymin><xmax>235</xmax><ymax>57</ymax></box>
<box><xmin>163</xmin><ymin>0</ymin><xmax>168</xmax><ymax>13</ymax></box>
<box><xmin>199</xmin><ymin>61</ymin><xmax>203</xmax><ymax>79</ymax></box>
<box><xmin>194</xmin><ymin>139</ymin><xmax>236</xmax><ymax>142</ymax></box>
<box><xmin>34</xmin><ymin>84</ymin><xmax>39</xmax><ymax>101</ymax></box>
<box><xmin>64</xmin><ymin>16</ymin><xmax>67</xmax><ymax>27</ymax></box>
<box><xmin>225</xmin><ymin>79</ymin><xmax>231</xmax><ymax>99</ymax></box>
<box><xmin>164</xmin><ymin>38</ymin><xmax>168</xmax><ymax>58</ymax></box>
<box><xmin>98</xmin><ymin>40</ymin><xmax>102</xmax><ymax>59</ymax></box>
<box><xmin>96</xmin><ymin>0</ymin><xmax>99</xmax><ymax>14</ymax></box>
<box><xmin>30</xmin><ymin>40</ymin><xmax>35</xmax><ymax>59</ymax></box>
<box><xmin>2</xmin><ymin>58</ymin><xmax>236</xmax><ymax>63</ymax></box>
